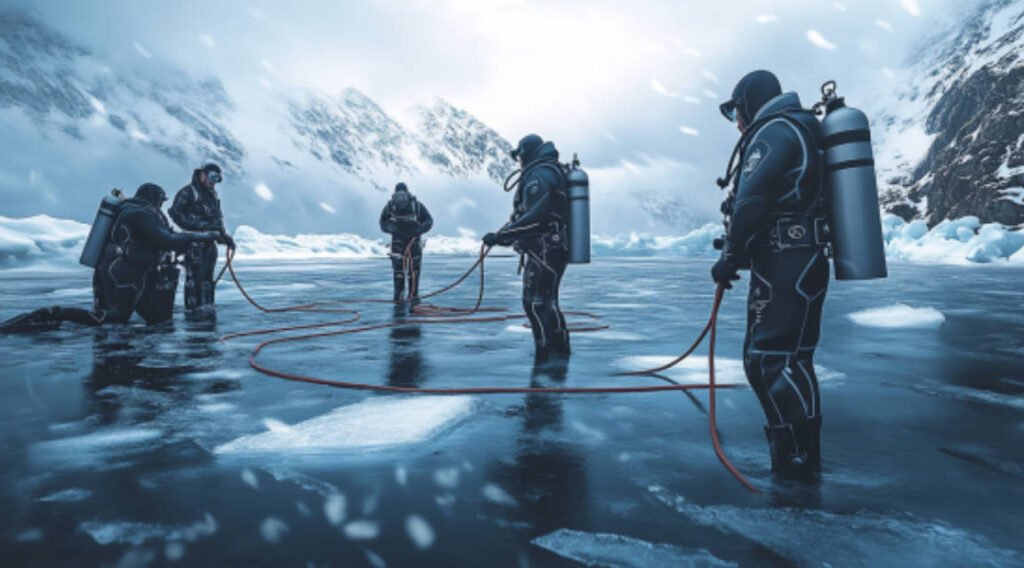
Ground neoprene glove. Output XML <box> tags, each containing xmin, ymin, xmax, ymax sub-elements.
<box><xmin>711</xmin><ymin>255</ymin><xmax>741</xmax><ymax>289</ymax></box>
<box><xmin>482</xmin><ymin>232</ymin><xmax>500</xmax><ymax>247</ymax></box>
<box><xmin>221</xmin><ymin>233</ymin><xmax>236</xmax><ymax>250</ymax></box>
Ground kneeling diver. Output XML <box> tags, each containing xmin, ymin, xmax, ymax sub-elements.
<box><xmin>0</xmin><ymin>184</ymin><xmax>224</xmax><ymax>332</ymax></box>
<box><xmin>484</xmin><ymin>134</ymin><xmax>572</xmax><ymax>362</ymax></box>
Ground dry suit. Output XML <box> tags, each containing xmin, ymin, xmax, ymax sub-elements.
<box><xmin>491</xmin><ymin>136</ymin><xmax>571</xmax><ymax>361</ymax></box>
<box><xmin>0</xmin><ymin>184</ymin><xmax>219</xmax><ymax>332</ymax></box>
<box><xmin>170</xmin><ymin>168</ymin><xmax>226</xmax><ymax>311</ymax></box>
<box><xmin>714</xmin><ymin>71</ymin><xmax>830</xmax><ymax>479</ymax></box>
<box><xmin>379</xmin><ymin>185</ymin><xmax>433</xmax><ymax>301</ymax></box>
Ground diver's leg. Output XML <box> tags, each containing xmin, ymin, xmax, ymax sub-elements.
<box><xmin>745</xmin><ymin>249</ymin><xmax>829</xmax><ymax>478</ymax></box>
<box><xmin>543</xmin><ymin>244</ymin><xmax>570</xmax><ymax>355</ymax></box>
<box><xmin>183</xmin><ymin>245</ymin><xmax>202</xmax><ymax>311</ymax></box>
<box><xmin>522</xmin><ymin>253</ymin><xmax>547</xmax><ymax>359</ymax></box>
<box><xmin>391</xmin><ymin>241</ymin><xmax>406</xmax><ymax>302</ymax></box>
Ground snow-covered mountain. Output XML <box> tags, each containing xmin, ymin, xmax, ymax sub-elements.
<box><xmin>875</xmin><ymin>0</ymin><xmax>1024</xmax><ymax>227</ymax></box>
<box><xmin>0</xmin><ymin>8</ymin><xmax>515</xmax><ymax>234</ymax></box>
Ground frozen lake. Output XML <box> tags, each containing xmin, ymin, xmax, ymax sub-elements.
<box><xmin>1</xmin><ymin>256</ymin><xmax>1023</xmax><ymax>567</ymax></box>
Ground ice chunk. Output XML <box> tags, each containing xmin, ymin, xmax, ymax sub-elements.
<box><xmin>433</xmin><ymin>467</ymin><xmax>461</xmax><ymax>489</ymax></box>
<box><xmin>482</xmin><ymin>483</ymin><xmax>517</xmax><ymax>507</ymax></box>
<box><xmin>324</xmin><ymin>493</ymin><xmax>347</xmax><ymax>526</ymax></box>
<box><xmin>259</xmin><ymin>517</ymin><xmax>288</xmax><ymax>543</ymax></box>
<box><xmin>533</xmin><ymin>529</ymin><xmax>736</xmax><ymax>568</ymax></box>
<box><xmin>214</xmin><ymin>396</ymin><xmax>474</xmax><ymax>455</ymax></box>
<box><xmin>241</xmin><ymin>469</ymin><xmax>260</xmax><ymax>489</ymax></box>
<box><xmin>614</xmin><ymin>356</ymin><xmax>747</xmax><ymax>386</ymax></box>
<box><xmin>405</xmin><ymin>515</ymin><xmax>435</xmax><ymax>550</ymax></box>
<box><xmin>79</xmin><ymin>513</ymin><xmax>217</xmax><ymax>546</ymax></box>
<box><xmin>648</xmin><ymin>486</ymin><xmax>1020</xmax><ymax>566</ymax></box>
<box><xmin>165</xmin><ymin>541</ymin><xmax>185</xmax><ymax>561</ymax></box>
<box><xmin>38</xmin><ymin>488</ymin><xmax>92</xmax><ymax>503</ymax></box>
<box><xmin>847</xmin><ymin>304</ymin><xmax>945</xmax><ymax>329</ymax></box>
<box><xmin>344</xmin><ymin>520</ymin><xmax>380</xmax><ymax>540</ymax></box>
<box><xmin>30</xmin><ymin>428</ymin><xmax>163</xmax><ymax>467</ymax></box>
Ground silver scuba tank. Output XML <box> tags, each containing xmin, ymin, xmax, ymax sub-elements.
<box><xmin>818</xmin><ymin>82</ymin><xmax>887</xmax><ymax>280</ymax></box>
<box><xmin>566</xmin><ymin>154</ymin><xmax>591</xmax><ymax>264</ymax></box>
<box><xmin>79</xmin><ymin>189</ymin><xmax>125</xmax><ymax>268</ymax></box>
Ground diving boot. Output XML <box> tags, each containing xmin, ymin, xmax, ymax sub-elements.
<box><xmin>765</xmin><ymin>416</ymin><xmax>821</xmax><ymax>480</ymax></box>
<box><xmin>0</xmin><ymin>306</ymin><xmax>64</xmax><ymax>333</ymax></box>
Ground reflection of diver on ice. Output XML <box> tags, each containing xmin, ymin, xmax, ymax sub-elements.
<box><xmin>487</xmin><ymin>358</ymin><xmax>588</xmax><ymax>535</ymax></box>
<box><xmin>386</xmin><ymin>304</ymin><xmax>428</xmax><ymax>388</ymax></box>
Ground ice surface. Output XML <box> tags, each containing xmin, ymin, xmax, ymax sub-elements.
<box><xmin>648</xmin><ymin>486</ymin><xmax>1021</xmax><ymax>566</ymax></box>
<box><xmin>532</xmin><ymin>529</ymin><xmax>736</xmax><ymax>568</ymax></box>
<box><xmin>482</xmin><ymin>483</ymin><xmax>518</xmax><ymax>507</ymax></box>
<box><xmin>846</xmin><ymin>304</ymin><xmax>945</xmax><ymax>329</ymax></box>
<box><xmin>30</xmin><ymin>427</ymin><xmax>164</xmax><ymax>467</ymax></box>
<box><xmin>213</xmin><ymin>396</ymin><xmax>475</xmax><ymax>455</ymax></box>
<box><xmin>343</xmin><ymin>520</ymin><xmax>380</xmax><ymax>540</ymax></box>
<box><xmin>910</xmin><ymin>382</ymin><xmax>1024</xmax><ymax>411</ymax></box>
<box><xmin>324</xmin><ymin>493</ymin><xmax>347</xmax><ymax>526</ymax></box>
<box><xmin>259</xmin><ymin>517</ymin><xmax>288</xmax><ymax>543</ymax></box>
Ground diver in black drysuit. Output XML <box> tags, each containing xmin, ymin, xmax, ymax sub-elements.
<box><xmin>169</xmin><ymin>163</ymin><xmax>235</xmax><ymax>313</ymax></box>
<box><xmin>712</xmin><ymin>70</ymin><xmax>831</xmax><ymax>479</ymax></box>
<box><xmin>484</xmin><ymin>134</ymin><xmax>571</xmax><ymax>362</ymax></box>
<box><xmin>0</xmin><ymin>184</ymin><xmax>222</xmax><ymax>332</ymax></box>
<box><xmin>379</xmin><ymin>183</ymin><xmax>433</xmax><ymax>302</ymax></box>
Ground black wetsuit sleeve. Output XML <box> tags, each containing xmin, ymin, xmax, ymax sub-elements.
<box><xmin>379</xmin><ymin>204</ymin><xmax>395</xmax><ymax>234</ymax></box>
<box><xmin>724</xmin><ymin>122</ymin><xmax>801</xmax><ymax>264</ymax></box>
<box><xmin>129</xmin><ymin>209</ymin><xmax>208</xmax><ymax>253</ymax></box>
<box><xmin>499</xmin><ymin>168</ymin><xmax>557</xmax><ymax>239</ymax></box>
<box><xmin>169</xmin><ymin>187</ymin><xmax>199</xmax><ymax>231</ymax></box>
<box><xmin>417</xmin><ymin>203</ymin><xmax>433</xmax><ymax>235</ymax></box>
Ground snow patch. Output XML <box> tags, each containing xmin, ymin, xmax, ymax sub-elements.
<box><xmin>214</xmin><ymin>396</ymin><xmax>474</xmax><ymax>454</ymax></box>
<box><xmin>847</xmin><ymin>304</ymin><xmax>945</xmax><ymax>329</ymax></box>
<box><xmin>806</xmin><ymin>30</ymin><xmax>837</xmax><ymax>50</ymax></box>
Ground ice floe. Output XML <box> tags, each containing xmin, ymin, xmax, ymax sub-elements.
<box><xmin>648</xmin><ymin>485</ymin><xmax>1021</xmax><ymax>566</ymax></box>
<box><xmin>38</xmin><ymin>488</ymin><xmax>92</xmax><ymax>503</ymax></box>
<box><xmin>532</xmin><ymin>529</ymin><xmax>736</xmax><ymax>568</ymax></box>
<box><xmin>405</xmin><ymin>514</ymin><xmax>435</xmax><ymax>550</ymax></box>
<box><xmin>79</xmin><ymin>513</ymin><xmax>217</xmax><ymax>546</ymax></box>
<box><xmin>846</xmin><ymin>304</ymin><xmax>945</xmax><ymax>329</ymax></box>
<box><xmin>214</xmin><ymin>396</ymin><xmax>475</xmax><ymax>455</ymax></box>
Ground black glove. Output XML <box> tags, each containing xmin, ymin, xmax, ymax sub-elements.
<box><xmin>482</xmin><ymin>232</ymin><xmax>501</xmax><ymax>247</ymax></box>
<box><xmin>711</xmin><ymin>255</ymin><xmax>741</xmax><ymax>289</ymax></box>
<box><xmin>221</xmin><ymin>233</ymin><xmax>236</xmax><ymax>250</ymax></box>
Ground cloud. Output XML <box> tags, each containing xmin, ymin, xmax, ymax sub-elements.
<box><xmin>901</xmin><ymin>0</ymin><xmax>921</xmax><ymax>17</ymax></box>
<box><xmin>254</xmin><ymin>183</ymin><xmax>274</xmax><ymax>201</ymax></box>
<box><xmin>833</xmin><ymin>1</ymin><xmax>847</xmax><ymax>11</ymax></box>
<box><xmin>876</xmin><ymin>20</ymin><xmax>894</xmax><ymax>32</ymax></box>
<box><xmin>650</xmin><ymin>79</ymin><xmax>680</xmax><ymax>98</ymax></box>
<box><xmin>132</xmin><ymin>41</ymin><xmax>152</xmax><ymax>58</ymax></box>
<box><xmin>319</xmin><ymin>202</ymin><xmax>336</xmax><ymax>214</ymax></box>
<box><xmin>683</xmin><ymin>95</ymin><xmax>702</xmax><ymax>105</ymax></box>
<box><xmin>199</xmin><ymin>33</ymin><xmax>216</xmax><ymax>48</ymax></box>
<box><xmin>681</xmin><ymin>47</ymin><xmax>703</xmax><ymax>58</ymax></box>
<box><xmin>678</xmin><ymin>126</ymin><xmax>700</xmax><ymax>137</ymax></box>
<box><xmin>806</xmin><ymin>30</ymin><xmax>838</xmax><ymax>50</ymax></box>
<box><xmin>702</xmin><ymin>70</ymin><xmax>720</xmax><ymax>84</ymax></box>
<box><xmin>261</xmin><ymin>59</ymin><xmax>277</xmax><ymax>75</ymax></box>
<box><xmin>702</xmin><ymin>89</ymin><xmax>718</xmax><ymax>99</ymax></box>
<box><xmin>755</xmin><ymin>14</ymin><xmax>778</xmax><ymax>24</ymax></box>
<box><xmin>881</xmin><ymin>67</ymin><xmax>895</xmax><ymax>78</ymax></box>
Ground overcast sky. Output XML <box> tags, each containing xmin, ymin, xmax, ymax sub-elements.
<box><xmin>1</xmin><ymin>0</ymin><xmax>982</xmax><ymax>234</ymax></box>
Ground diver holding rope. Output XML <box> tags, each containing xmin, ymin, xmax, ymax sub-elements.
<box><xmin>380</xmin><ymin>182</ymin><xmax>433</xmax><ymax>303</ymax></box>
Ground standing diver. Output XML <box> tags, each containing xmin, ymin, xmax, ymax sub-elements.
<box><xmin>0</xmin><ymin>184</ymin><xmax>224</xmax><ymax>332</ymax></box>
<box><xmin>712</xmin><ymin>70</ymin><xmax>830</xmax><ymax>480</ymax></box>
<box><xmin>379</xmin><ymin>182</ymin><xmax>433</xmax><ymax>302</ymax></box>
<box><xmin>484</xmin><ymin>134</ymin><xmax>571</xmax><ymax>362</ymax></box>
<box><xmin>170</xmin><ymin>163</ymin><xmax>235</xmax><ymax>313</ymax></box>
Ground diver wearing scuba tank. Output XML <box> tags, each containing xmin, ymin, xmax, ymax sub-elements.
<box><xmin>1</xmin><ymin>184</ymin><xmax>221</xmax><ymax>333</ymax></box>
<box><xmin>379</xmin><ymin>182</ymin><xmax>433</xmax><ymax>302</ymax></box>
<box><xmin>713</xmin><ymin>70</ymin><xmax>830</xmax><ymax>480</ymax></box>
<box><xmin>484</xmin><ymin>134</ymin><xmax>571</xmax><ymax>362</ymax></box>
<box><xmin>170</xmin><ymin>163</ymin><xmax>234</xmax><ymax>313</ymax></box>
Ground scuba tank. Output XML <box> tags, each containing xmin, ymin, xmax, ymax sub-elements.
<box><xmin>566</xmin><ymin>154</ymin><xmax>591</xmax><ymax>264</ymax></box>
<box><xmin>79</xmin><ymin>189</ymin><xmax>125</xmax><ymax>268</ymax></box>
<box><xmin>815</xmin><ymin>81</ymin><xmax>888</xmax><ymax>280</ymax></box>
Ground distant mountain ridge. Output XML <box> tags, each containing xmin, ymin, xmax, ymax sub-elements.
<box><xmin>875</xmin><ymin>0</ymin><xmax>1024</xmax><ymax>227</ymax></box>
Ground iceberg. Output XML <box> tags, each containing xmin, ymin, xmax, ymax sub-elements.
<box><xmin>214</xmin><ymin>396</ymin><xmax>475</xmax><ymax>455</ymax></box>
<box><xmin>0</xmin><ymin>215</ymin><xmax>89</xmax><ymax>267</ymax></box>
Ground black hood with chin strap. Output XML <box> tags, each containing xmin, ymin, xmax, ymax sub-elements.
<box><xmin>134</xmin><ymin>183</ymin><xmax>167</xmax><ymax>208</ymax></box>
